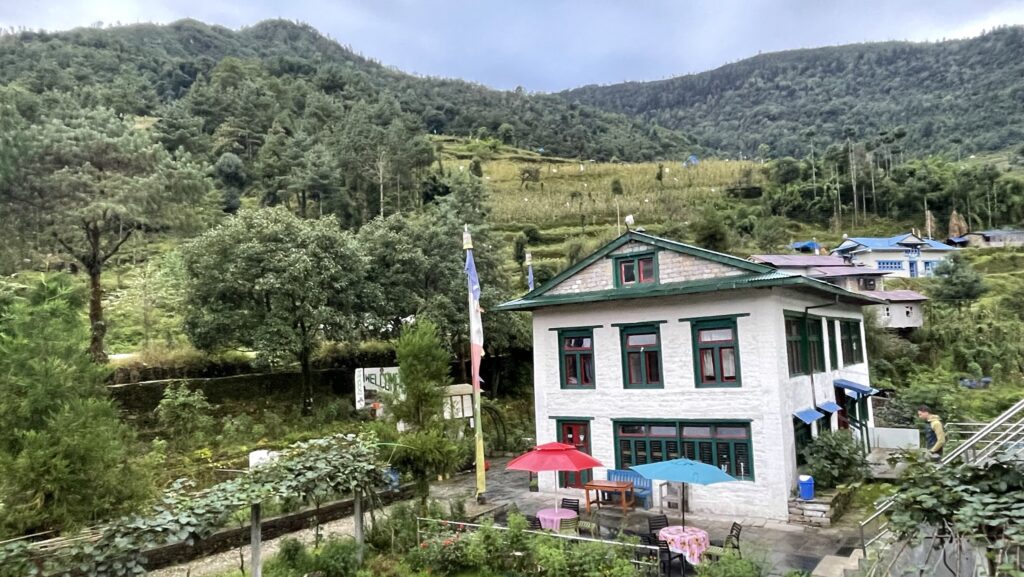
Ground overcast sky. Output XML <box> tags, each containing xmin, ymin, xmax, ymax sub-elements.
<box><xmin>3</xmin><ymin>0</ymin><xmax>1024</xmax><ymax>91</ymax></box>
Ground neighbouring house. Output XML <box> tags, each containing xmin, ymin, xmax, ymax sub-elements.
<box><xmin>948</xmin><ymin>229</ymin><xmax>1024</xmax><ymax>249</ymax></box>
<box><xmin>858</xmin><ymin>290</ymin><xmax>928</xmax><ymax>330</ymax></box>
<box><xmin>497</xmin><ymin>232</ymin><xmax>882</xmax><ymax>522</ymax></box>
<box><xmin>831</xmin><ymin>233</ymin><xmax>957</xmax><ymax>278</ymax></box>
<box><xmin>749</xmin><ymin>254</ymin><xmax>929</xmax><ymax>329</ymax></box>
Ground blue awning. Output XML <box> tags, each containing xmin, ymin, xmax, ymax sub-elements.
<box><xmin>794</xmin><ymin>408</ymin><xmax>825</xmax><ymax>424</ymax></box>
<box><xmin>834</xmin><ymin>379</ymin><xmax>874</xmax><ymax>395</ymax></box>
<box><xmin>818</xmin><ymin>401</ymin><xmax>842</xmax><ymax>413</ymax></box>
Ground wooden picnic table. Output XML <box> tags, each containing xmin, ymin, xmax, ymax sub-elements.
<box><xmin>584</xmin><ymin>479</ymin><xmax>635</xmax><ymax>515</ymax></box>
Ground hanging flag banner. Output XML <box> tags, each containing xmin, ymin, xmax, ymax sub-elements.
<box><xmin>464</xmin><ymin>226</ymin><xmax>487</xmax><ymax>500</ymax></box>
<box><xmin>526</xmin><ymin>251</ymin><xmax>534</xmax><ymax>291</ymax></box>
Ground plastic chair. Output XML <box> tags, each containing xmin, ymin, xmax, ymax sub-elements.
<box><xmin>704</xmin><ymin>522</ymin><xmax>742</xmax><ymax>560</ymax></box>
<box><xmin>647</xmin><ymin>514</ymin><xmax>670</xmax><ymax>539</ymax></box>
<box><xmin>526</xmin><ymin>515</ymin><xmax>543</xmax><ymax>531</ymax></box>
<box><xmin>560</xmin><ymin>498</ymin><xmax>581</xmax><ymax>515</ymax></box>
<box><xmin>558</xmin><ymin>516</ymin><xmax>579</xmax><ymax>535</ymax></box>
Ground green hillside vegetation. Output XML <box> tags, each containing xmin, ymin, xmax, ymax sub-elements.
<box><xmin>0</xmin><ymin>19</ymin><xmax>687</xmax><ymax>162</ymax></box>
<box><xmin>563</xmin><ymin>27</ymin><xmax>1024</xmax><ymax>158</ymax></box>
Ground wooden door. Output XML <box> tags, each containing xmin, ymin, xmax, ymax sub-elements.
<box><xmin>559</xmin><ymin>421</ymin><xmax>592</xmax><ymax>488</ymax></box>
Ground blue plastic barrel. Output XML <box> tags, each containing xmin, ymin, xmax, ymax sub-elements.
<box><xmin>798</xmin><ymin>474</ymin><xmax>815</xmax><ymax>500</ymax></box>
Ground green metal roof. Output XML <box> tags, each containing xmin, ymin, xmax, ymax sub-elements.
<box><xmin>497</xmin><ymin>232</ymin><xmax>884</xmax><ymax>311</ymax></box>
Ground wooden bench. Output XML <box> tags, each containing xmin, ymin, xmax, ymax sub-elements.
<box><xmin>607</xmin><ymin>469</ymin><xmax>653</xmax><ymax>509</ymax></box>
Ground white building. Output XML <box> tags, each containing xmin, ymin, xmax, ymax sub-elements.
<box><xmin>498</xmin><ymin>232</ymin><xmax>881</xmax><ymax>521</ymax></box>
<box><xmin>830</xmin><ymin>233</ymin><xmax>956</xmax><ymax>278</ymax></box>
<box><xmin>750</xmin><ymin>254</ymin><xmax>929</xmax><ymax>329</ymax></box>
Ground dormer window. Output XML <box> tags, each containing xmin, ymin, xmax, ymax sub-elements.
<box><xmin>615</xmin><ymin>253</ymin><xmax>656</xmax><ymax>287</ymax></box>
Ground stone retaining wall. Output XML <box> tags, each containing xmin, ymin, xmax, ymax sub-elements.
<box><xmin>788</xmin><ymin>487</ymin><xmax>854</xmax><ymax>528</ymax></box>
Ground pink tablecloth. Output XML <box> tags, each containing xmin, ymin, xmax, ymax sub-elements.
<box><xmin>536</xmin><ymin>507</ymin><xmax>577</xmax><ymax>530</ymax></box>
<box><xmin>658</xmin><ymin>525</ymin><xmax>711</xmax><ymax>565</ymax></box>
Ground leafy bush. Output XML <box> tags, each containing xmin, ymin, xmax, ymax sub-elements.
<box><xmin>801</xmin><ymin>431</ymin><xmax>869</xmax><ymax>489</ymax></box>
<box><xmin>0</xmin><ymin>277</ymin><xmax>153</xmax><ymax>537</ymax></box>
<box><xmin>155</xmin><ymin>382</ymin><xmax>214</xmax><ymax>446</ymax></box>
<box><xmin>696</xmin><ymin>552</ymin><xmax>766</xmax><ymax>577</ymax></box>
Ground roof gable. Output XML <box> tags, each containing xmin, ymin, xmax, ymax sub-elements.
<box><xmin>498</xmin><ymin>232</ymin><xmax>884</xmax><ymax>311</ymax></box>
<box><xmin>832</xmin><ymin>233</ymin><xmax>956</xmax><ymax>253</ymax></box>
<box><xmin>523</xmin><ymin>232</ymin><xmax>773</xmax><ymax>301</ymax></box>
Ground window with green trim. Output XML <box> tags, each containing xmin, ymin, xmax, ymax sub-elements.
<box><xmin>614</xmin><ymin>253</ymin><xmax>656</xmax><ymax>287</ymax></box>
<box><xmin>615</xmin><ymin>421</ymin><xmax>754</xmax><ymax>480</ymax></box>
<box><xmin>827</xmin><ymin>320</ymin><xmax>839</xmax><ymax>370</ymax></box>
<box><xmin>559</xmin><ymin>329</ymin><xmax>595</xmax><ymax>389</ymax></box>
<box><xmin>808</xmin><ymin>319</ymin><xmax>825</xmax><ymax>373</ymax></box>
<box><xmin>840</xmin><ymin>320</ymin><xmax>864</xmax><ymax>365</ymax></box>
<box><xmin>692</xmin><ymin>318</ymin><xmax>740</xmax><ymax>387</ymax></box>
<box><xmin>620</xmin><ymin>325</ymin><xmax>662</xmax><ymax>388</ymax></box>
<box><xmin>785</xmin><ymin>315</ymin><xmax>826</xmax><ymax>376</ymax></box>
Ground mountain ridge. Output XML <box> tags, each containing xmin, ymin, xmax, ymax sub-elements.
<box><xmin>562</xmin><ymin>26</ymin><xmax>1024</xmax><ymax>158</ymax></box>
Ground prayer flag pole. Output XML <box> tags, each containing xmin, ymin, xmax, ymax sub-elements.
<box><xmin>464</xmin><ymin>226</ymin><xmax>487</xmax><ymax>502</ymax></box>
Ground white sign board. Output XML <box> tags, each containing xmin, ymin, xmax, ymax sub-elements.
<box><xmin>355</xmin><ymin>366</ymin><xmax>400</xmax><ymax>410</ymax></box>
<box><xmin>443</xmin><ymin>384</ymin><xmax>475</xmax><ymax>420</ymax></box>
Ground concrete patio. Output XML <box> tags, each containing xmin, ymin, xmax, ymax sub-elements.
<box><xmin>432</xmin><ymin>458</ymin><xmax>867</xmax><ymax>576</ymax></box>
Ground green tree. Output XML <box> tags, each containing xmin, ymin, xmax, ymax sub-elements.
<box><xmin>930</xmin><ymin>253</ymin><xmax>987</xmax><ymax>309</ymax></box>
<box><xmin>692</xmin><ymin>209</ymin><xmax>731</xmax><ymax>252</ymax></box>
<box><xmin>0</xmin><ymin>277</ymin><xmax>152</xmax><ymax>537</ymax></box>
<box><xmin>752</xmin><ymin>216</ymin><xmax>790</xmax><ymax>252</ymax></box>
<box><xmin>496</xmin><ymin>123</ymin><xmax>515</xmax><ymax>145</ymax></box>
<box><xmin>182</xmin><ymin>208</ymin><xmax>366</xmax><ymax>414</ymax></box>
<box><xmin>382</xmin><ymin>320</ymin><xmax>464</xmax><ymax>509</ymax></box>
<box><xmin>2</xmin><ymin>108</ymin><xmax>211</xmax><ymax>361</ymax></box>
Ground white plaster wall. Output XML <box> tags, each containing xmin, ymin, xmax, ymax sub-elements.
<box><xmin>530</xmin><ymin>287</ymin><xmax>868</xmax><ymax>521</ymax></box>
<box><xmin>847</xmin><ymin>250</ymin><xmax>952</xmax><ymax>279</ymax></box>
<box><xmin>870</xmin><ymin>303</ymin><xmax>924</xmax><ymax>329</ymax></box>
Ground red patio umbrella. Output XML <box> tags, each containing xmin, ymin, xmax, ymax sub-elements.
<box><xmin>507</xmin><ymin>442</ymin><xmax>604</xmax><ymax>510</ymax></box>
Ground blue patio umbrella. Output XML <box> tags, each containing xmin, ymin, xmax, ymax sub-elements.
<box><xmin>630</xmin><ymin>459</ymin><xmax>736</xmax><ymax>525</ymax></box>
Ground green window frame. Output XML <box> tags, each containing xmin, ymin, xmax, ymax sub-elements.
<box><xmin>558</xmin><ymin>328</ymin><xmax>595</xmax><ymax>389</ymax></box>
<box><xmin>614</xmin><ymin>420</ymin><xmax>754</xmax><ymax>480</ymax></box>
<box><xmin>840</xmin><ymin>320</ymin><xmax>864</xmax><ymax>366</ymax></box>
<box><xmin>620</xmin><ymin>324</ymin><xmax>663</xmax><ymax>388</ymax></box>
<box><xmin>785</xmin><ymin>314</ymin><xmax>826</xmax><ymax>376</ymax></box>
<box><xmin>808</xmin><ymin>319</ymin><xmax>825</xmax><ymax>373</ymax></box>
<box><xmin>692</xmin><ymin>318</ymin><xmax>741</xmax><ymax>388</ymax></box>
<box><xmin>827</xmin><ymin>319</ymin><xmax>839</xmax><ymax>370</ymax></box>
<box><xmin>613</xmin><ymin>251</ymin><xmax>658</xmax><ymax>288</ymax></box>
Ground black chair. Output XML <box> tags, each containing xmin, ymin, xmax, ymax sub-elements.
<box><xmin>648</xmin><ymin>514</ymin><xmax>670</xmax><ymax>539</ymax></box>
<box><xmin>705</xmin><ymin>522</ymin><xmax>742</xmax><ymax>560</ymax></box>
<box><xmin>658</xmin><ymin>540</ymin><xmax>685</xmax><ymax>576</ymax></box>
<box><xmin>526</xmin><ymin>514</ymin><xmax>543</xmax><ymax>531</ymax></box>
<box><xmin>560</xmin><ymin>498</ymin><xmax>580</xmax><ymax>515</ymax></box>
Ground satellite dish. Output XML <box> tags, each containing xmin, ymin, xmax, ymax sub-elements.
<box><xmin>624</xmin><ymin>214</ymin><xmax>635</xmax><ymax>227</ymax></box>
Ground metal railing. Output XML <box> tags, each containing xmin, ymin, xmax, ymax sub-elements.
<box><xmin>416</xmin><ymin>517</ymin><xmax>662</xmax><ymax>576</ymax></box>
<box><xmin>859</xmin><ymin>397</ymin><xmax>1024</xmax><ymax>556</ymax></box>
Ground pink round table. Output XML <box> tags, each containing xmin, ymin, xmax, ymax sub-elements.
<box><xmin>658</xmin><ymin>525</ymin><xmax>711</xmax><ymax>565</ymax></box>
<box><xmin>536</xmin><ymin>507</ymin><xmax>577</xmax><ymax>530</ymax></box>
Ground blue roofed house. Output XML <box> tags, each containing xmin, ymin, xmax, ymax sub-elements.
<box><xmin>831</xmin><ymin>233</ymin><xmax>956</xmax><ymax>278</ymax></box>
<box><xmin>497</xmin><ymin>231</ymin><xmax>882</xmax><ymax>521</ymax></box>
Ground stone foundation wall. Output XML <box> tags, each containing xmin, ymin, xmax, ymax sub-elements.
<box><xmin>788</xmin><ymin>487</ymin><xmax>854</xmax><ymax>527</ymax></box>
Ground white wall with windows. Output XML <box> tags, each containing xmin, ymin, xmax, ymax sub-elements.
<box><xmin>530</xmin><ymin>288</ymin><xmax>871</xmax><ymax>521</ymax></box>
<box><xmin>845</xmin><ymin>250</ymin><xmax>951</xmax><ymax>279</ymax></box>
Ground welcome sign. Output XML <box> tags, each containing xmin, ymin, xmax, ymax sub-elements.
<box><xmin>354</xmin><ymin>366</ymin><xmax>400</xmax><ymax>410</ymax></box>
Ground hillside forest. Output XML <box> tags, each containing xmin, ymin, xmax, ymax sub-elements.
<box><xmin>0</xmin><ymin>18</ymin><xmax>1023</xmax><ymax>543</ymax></box>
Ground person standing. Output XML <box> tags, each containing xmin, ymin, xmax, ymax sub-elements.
<box><xmin>917</xmin><ymin>405</ymin><xmax>946</xmax><ymax>460</ymax></box>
